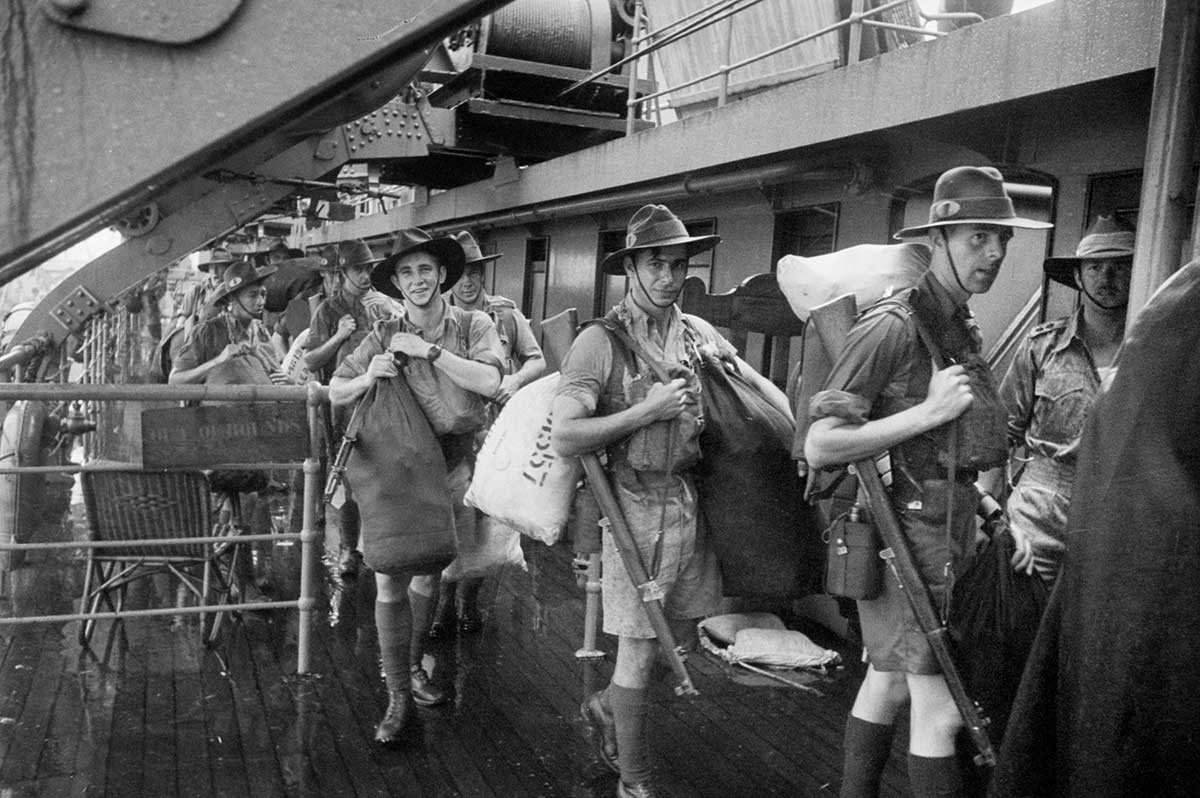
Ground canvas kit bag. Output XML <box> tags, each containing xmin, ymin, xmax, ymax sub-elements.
<box><xmin>344</xmin><ymin>377</ymin><xmax>457</xmax><ymax>575</ymax></box>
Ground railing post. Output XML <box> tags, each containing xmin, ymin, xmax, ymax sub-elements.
<box><xmin>626</xmin><ymin>0</ymin><xmax>645</xmax><ymax>136</ymax></box>
<box><xmin>848</xmin><ymin>0</ymin><xmax>865</xmax><ymax>65</ymax></box>
<box><xmin>296</xmin><ymin>381</ymin><xmax>323</xmax><ymax>675</ymax></box>
<box><xmin>718</xmin><ymin>13</ymin><xmax>734</xmax><ymax>107</ymax></box>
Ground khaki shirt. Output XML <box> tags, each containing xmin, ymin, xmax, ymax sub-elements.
<box><xmin>335</xmin><ymin>297</ymin><xmax>504</xmax><ymax>435</ymax></box>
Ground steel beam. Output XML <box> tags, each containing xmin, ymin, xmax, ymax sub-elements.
<box><xmin>1</xmin><ymin>0</ymin><xmax>507</xmax><ymax>276</ymax></box>
<box><xmin>13</xmin><ymin>128</ymin><xmax>358</xmax><ymax>347</ymax></box>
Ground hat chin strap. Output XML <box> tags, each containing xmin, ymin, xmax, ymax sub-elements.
<box><xmin>632</xmin><ymin>268</ymin><xmax>679</xmax><ymax>309</ymax></box>
<box><xmin>234</xmin><ymin>294</ymin><xmax>263</xmax><ymax>320</ymax></box>
<box><xmin>1078</xmin><ymin>280</ymin><xmax>1127</xmax><ymax>311</ymax></box>
<box><xmin>940</xmin><ymin>230</ymin><xmax>972</xmax><ymax>296</ymax></box>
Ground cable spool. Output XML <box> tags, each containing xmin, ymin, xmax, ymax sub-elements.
<box><xmin>484</xmin><ymin>0</ymin><xmax>601</xmax><ymax>70</ymax></box>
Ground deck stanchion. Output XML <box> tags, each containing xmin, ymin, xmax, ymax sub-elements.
<box><xmin>574</xmin><ymin>551</ymin><xmax>605</xmax><ymax>660</ymax></box>
<box><xmin>296</xmin><ymin>382</ymin><xmax>323</xmax><ymax>675</ymax></box>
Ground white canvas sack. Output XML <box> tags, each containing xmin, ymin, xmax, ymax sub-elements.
<box><xmin>465</xmin><ymin>373</ymin><xmax>581</xmax><ymax>544</ymax></box>
<box><xmin>777</xmin><ymin>242</ymin><xmax>930</xmax><ymax>321</ymax></box>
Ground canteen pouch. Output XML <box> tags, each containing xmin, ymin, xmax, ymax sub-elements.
<box><xmin>824</xmin><ymin>508</ymin><xmax>882</xmax><ymax>601</ymax></box>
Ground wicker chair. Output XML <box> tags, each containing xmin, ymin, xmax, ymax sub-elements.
<box><xmin>78</xmin><ymin>469</ymin><xmax>240</xmax><ymax>647</ymax></box>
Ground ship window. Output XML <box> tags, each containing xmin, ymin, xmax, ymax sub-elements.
<box><xmin>595</xmin><ymin>218</ymin><xmax>717</xmax><ymax>316</ymax></box>
<box><xmin>772</xmin><ymin>203</ymin><xmax>840</xmax><ymax>263</ymax></box>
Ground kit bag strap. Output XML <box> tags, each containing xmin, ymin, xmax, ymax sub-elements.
<box><xmin>906</xmin><ymin>310</ymin><xmax>961</xmax><ymax>623</ymax></box>
<box><xmin>591</xmin><ymin>313</ymin><xmax>674</xmax><ymax>384</ymax></box>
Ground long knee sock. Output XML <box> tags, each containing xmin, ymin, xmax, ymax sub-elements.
<box><xmin>375</xmin><ymin>599</ymin><xmax>412</xmax><ymax>692</ymax></box>
<box><xmin>408</xmin><ymin>589</ymin><xmax>434</xmax><ymax>670</ymax></box>
<box><xmin>840</xmin><ymin>715</ymin><xmax>895</xmax><ymax>798</ymax></box>
<box><xmin>609</xmin><ymin>684</ymin><xmax>652</xmax><ymax>785</ymax></box>
<box><xmin>908</xmin><ymin>753</ymin><xmax>962</xmax><ymax>798</ymax></box>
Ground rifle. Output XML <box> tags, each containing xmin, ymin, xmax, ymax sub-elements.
<box><xmin>323</xmin><ymin>381</ymin><xmax>378</xmax><ymax>506</ymax></box>
<box><xmin>541</xmin><ymin>309</ymin><xmax>698</xmax><ymax>697</ymax></box>
<box><xmin>808</xmin><ymin>295</ymin><xmax>996</xmax><ymax>767</ymax></box>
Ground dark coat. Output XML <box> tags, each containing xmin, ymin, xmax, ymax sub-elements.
<box><xmin>990</xmin><ymin>259</ymin><xmax>1200</xmax><ymax>798</ymax></box>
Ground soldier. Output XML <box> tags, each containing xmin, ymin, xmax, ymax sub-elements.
<box><xmin>805</xmin><ymin>166</ymin><xmax>1051</xmax><ymax>798</ymax></box>
<box><xmin>551</xmin><ymin>204</ymin><xmax>790</xmax><ymax>798</ymax></box>
<box><xmin>168</xmin><ymin>258</ymin><xmax>285</xmax><ymax>387</ymax></box>
<box><xmin>329</xmin><ymin>228</ymin><xmax>504</xmax><ymax>744</ymax></box>
<box><xmin>999</xmin><ymin>214</ymin><xmax>1134</xmax><ymax>583</ymax></box>
<box><xmin>302</xmin><ymin>240</ymin><xmax>398</xmax><ymax>579</ymax></box>
<box><xmin>428</xmin><ymin>230</ymin><xmax>546</xmax><ymax>636</ymax></box>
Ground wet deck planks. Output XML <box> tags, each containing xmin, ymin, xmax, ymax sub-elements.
<box><xmin>0</xmin><ymin>537</ymin><xmax>915</xmax><ymax>797</ymax></box>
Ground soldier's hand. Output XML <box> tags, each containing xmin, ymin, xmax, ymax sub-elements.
<box><xmin>366</xmin><ymin>353</ymin><xmax>399</xmax><ymax>380</ymax></box>
<box><xmin>1010</xmin><ymin>525</ymin><xmax>1036</xmax><ymax>576</ymax></box>
<box><xmin>494</xmin><ymin>374</ymin><xmax>522</xmax><ymax>405</ymax></box>
<box><xmin>641</xmin><ymin>378</ymin><xmax>692</xmax><ymax>422</ymax></box>
<box><xmin>388</xmin><ymin>331</ymin><xmax>427</xmax><ymax>358</ymax></box>
<box><xmin>923</xmin><ymin>364</ymin><xmax>973</xmax><ymax>425</ymax></box>
<box><xmin>335</xmin><ymin>315</ymin><xmax>357</xmax><ymax>339</ymax></box>
<box><xmin>216</xmin><ymin>342</ymin><xmax>246</xmax><ymax>364</ymax></box>
<box><xmin>268</xmin><ymin>369</ymin><xmax>292</xmax><ymax>385</ymax></box>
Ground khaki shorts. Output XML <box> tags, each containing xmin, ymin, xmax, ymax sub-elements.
<box><xmin>859</xmin><ymin>479</ymin><xmax>977</xmax><ymax>674</ymax></box>
<box><xmin>601</xmin><ymin>475</ymin><xmax>722</xmax><ymax>639</ymax></box>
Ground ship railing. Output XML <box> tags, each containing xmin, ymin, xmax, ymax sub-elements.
<box><xmin>0</xmin><ymin>382</ymin><xmax>325</xmax><ymax>675</ymax></box>
<box><xmin>566</xmin><ymin>0</ymin><xmax>986</xmax><ymax>135</ymax></box>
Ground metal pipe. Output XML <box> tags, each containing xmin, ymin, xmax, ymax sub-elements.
<box><xmin>0</xmin><ymin>532</ymin><xmax>299</xmax><ymax>551</ymax></box>
<box><xmin>0</xmin><ymin>463</ymin><xmax>304</xmax><ymax>474</ymax></box>
<box><xmin>296</xmin><ymin>382</ymin><xmax>323</xmax><ymax>674</ymax></box>
<box><xmin>634</xmin><ymin>0</ymin><xmax>752</xmax><ymax>44</ymax></box>
<box><xmin>0</xmin><ymin>600</ymin><xmax>300</xmax><ymax>626</ymax></box>
<box><xmin>563</xmin><ymin>0</ymin><xmax>766</xmax><ymax>97</ymax></box>
<box><xmin>0</xmin><ymin>334</ymin><xmax>52</xmax><ymax>373</ymax></box>
<box><xmin>574</xmin><ymin>551</ymin><xmax>605</xmax><ymax>660</ymax></box>
<box><xmin>424</xmin><ymin>161</ymin><xmax>854</xmax><ymax>233</ymax></box>
<box><xmin>626</xmin><ymin>0</ymin><xmax>643</xmax><ymax>136</ymax></box>
<box><xmin>0</xmin><ymin>382</ymin><xmax>323</xmax><ymax>402</ymax></box>
<box><xmin>1128</xmin><ymin>0</ymin><xmax>1200</xmax><ymax>319</ymax></box>
<box><xmin>862</xmin><ymin>19</ymin><xmax>944</xmax><ymax>38</ymax></box>
<box><xmin>848</xmin><ymin>0</ymin><xmax>865</xmax><ymax>65</ymax></box>
<box><xmin>718</xmin><ymin>14</ymin><xmax>736</xmax><ymax>107</ymax></box>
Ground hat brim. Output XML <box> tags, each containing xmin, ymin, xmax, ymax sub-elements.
<box><xmin>601</xmin><ymin>234</ymin><xmax>721</xmax><ymax>275</ymax></box>
<box><xmin>1043</xmin><ymin>253</ymin><xmax>1133</xmax><ymax>288</ymax></box>
<box><xmin>208</xmin><ymin>264</ymin><xmax>279</xmax><ymax>305</ymax></box>
<box><xmin>893</xmin><ymin>216</ymin><xmax>1053</xmax><ymax>239</ymax></box>
<box><xmin>465</xmin><ymin>253</ymin><xmax>502</xmax><ymax>267</ymax></box>
<box><xmin>282</xmin><ymin>255</ymin><xmax>350</xmax><ymax>272</ymax></box>
<box><xmin>372</xmin><ymin>238</ymin><xmax>466</xmax><ymax>300</ymax></box>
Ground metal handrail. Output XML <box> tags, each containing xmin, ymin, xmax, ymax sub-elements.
<box><xmin>611</xmin><ymin>0</ymin><xmax>986</xmax><ymax>131</ymax></box>
<box><xmin>0</xmin><ymin>381</ymin><xmax>326</xmax><ymax>675</ymax></box>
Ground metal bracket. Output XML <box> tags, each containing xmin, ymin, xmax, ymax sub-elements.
<box><xmin>50</xmin><ymin>285</ymin><xmax>104</xmax><ymax>333</ymax></box>
<box><xmin>41</xmin><ymin>0</ymin><xmax>243</xmax><ymax>46</ymax></box>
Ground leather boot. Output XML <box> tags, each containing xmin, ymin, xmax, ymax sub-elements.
<box><xmin>374</xmin><ymin>688</ymin><xmax>414</xmax><ymax>744</ymax></box>
<box><xmin>410</xmin><ymin>666</ymin><xmax>449</xmax><ymax>707</ymax></box>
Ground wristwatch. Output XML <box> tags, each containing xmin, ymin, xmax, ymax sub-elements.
<box><xmin>425</xmin><ymin>343</ymin><xmax>442</xmax><ymax>363</ymax></box>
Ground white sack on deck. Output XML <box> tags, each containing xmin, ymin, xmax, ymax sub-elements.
<box><xmin>698</xmin><ymin>613</ymin><xmax>840</xmax><ymax>669</ymax></box>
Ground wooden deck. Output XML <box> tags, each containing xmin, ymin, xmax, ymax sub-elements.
<box><xmin>0</xmin><ymin>502</ymin><xmax>914</xmax><ymax>798</ymax></box>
